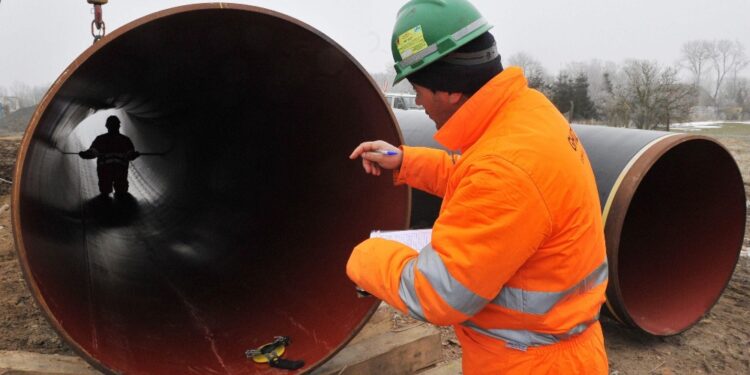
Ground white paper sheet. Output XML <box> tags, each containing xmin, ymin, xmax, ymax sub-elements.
<box><xmin>370</xmin><ymin>228</ymin><xmax>432</xmax><ymax>252</ymax></box>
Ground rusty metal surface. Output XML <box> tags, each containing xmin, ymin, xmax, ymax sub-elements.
<box><xmin>13</xmin><ymin>4</ymin><xmax>409</xmax><ymax>374</ymax></box>
<box><xmin>395</xmin><ymin>112</ymin><xmax>746</xmax><ymax>336</ymax></box>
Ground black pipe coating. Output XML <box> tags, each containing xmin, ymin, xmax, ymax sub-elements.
<box><xmin>395</xmin><ymin>111</ymin><xmax>746</xmax><ymax>336</ymax></box>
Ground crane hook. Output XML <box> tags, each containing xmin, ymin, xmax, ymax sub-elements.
<box><xmin>87</xmin><ymin>0</ymin><xmax>108</xmax><ymax>43</ymax></box>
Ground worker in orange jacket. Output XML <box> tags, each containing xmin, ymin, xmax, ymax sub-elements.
<box><xmin>348</xmin><ymin>1</ymin><xmax>609</xmax><ymax>373</ymax></box>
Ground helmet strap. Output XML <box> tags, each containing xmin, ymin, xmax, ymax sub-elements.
<box><xmin>441</xmin><ymin>43</ymin><xmax>499</xmax><ymax>66</ymax></box>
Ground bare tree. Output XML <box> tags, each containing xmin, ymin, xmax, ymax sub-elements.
<box><xmin>369</xmin><ymin>70</ymin><xmax>394</xmax><ymax>93</ymax></box>
<box><xmin>564</xmin><ymin>60</ymin><xmax>619</xmax><ymax>120</ymax></box>
<box><xmin>3</xmin><ymin>82</ymin><xmax>49</xmax><ymax>108</ymax></box>
<box><xmin>722</xmin><ymin>50</ymin><xmax>750</xmax><ymax>111</ymax></box>
<box><xmin>9</xmin><ymin>81</ymin><xmax>34</xmax><ymax>107</ymax></box>
<box><xmin>737</xmin><ymin>78</ymin><xmax>750</xmax><ymax>119</ymax></box>
<box><xmin>709</xmin><ymin>40</ymin><xmax>748</xmax><ymax>107</ymax></box>
<box><xmin>623</xmin><ymin>60</ymin><xmax>661</xmax><ymax>129</ymax></box>
<box><xmin>680</xmin><ymin>40</ymin><xmax>713</xmax><ymax>89</ymax></box>
<box><xmin>369</xmin><ymin>64</ymin><xmax>414</xmax><ymax>94</ymax></box>
<box><xmin>602</xmin><ymin>60</ymin><xmax>695</xmax><ymax>130</ymax></box>
<box><xmin>30</xmin><ymin>85</ymin><xmax>48</xmax><ymax>105</ymax></box>
<box><xmin>507</xmin><ymin>52</ymin><xmax>548</xmax><ymax>91</ymax></box>
<box><xmin>655</xmin><ymin>67</ymin><xmax>697</xmax><ymax>131</ymax></box>
<box><xmin>0</xmin><ymin>85</ymin><xmax>8</xmax><ymax>116</ymax></box>
<box><xmin>601</xmin><ymin>71</ymin><xmax>630</xmax><ymax>127</ymax></box>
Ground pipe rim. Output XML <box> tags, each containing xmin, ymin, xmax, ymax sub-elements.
<box><xmin>600</xmin><ymin>133</ymin><xmax>680</xmax><ymax>327</ymax></box>
<box><xmin>12</xmin><ymin>3</ymin><xmax>405</xmax><ymax>374</ymax></box>
<box><xmin>602</xmin><ymin>133</ymin><xmax>746</xmax><ymax>334</ymax></box>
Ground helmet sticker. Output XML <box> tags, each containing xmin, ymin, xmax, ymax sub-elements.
<box><xmin>396</xmin><ymin>25</ymin><xmax>429</xmax><ymax>60</ymax></box>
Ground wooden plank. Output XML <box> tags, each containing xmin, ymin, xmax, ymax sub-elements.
<box><xmin>416</xmin><ymin>358</ymin><xmax>462</xmax><ymax>375</ymax></box>
<box><xmin>311</xmin><ymin>323</ymin><xmax>442</xmax><ymax>375</ymax></box>
<box><xmin>0</xmin><ymin>351</ymin><xmax>101</xmax><ymax>375</ymax></box>
<box><xmin>348</xmin><ymin>303</ymin><xmax>393</xmax><ymax>346</ymax></box>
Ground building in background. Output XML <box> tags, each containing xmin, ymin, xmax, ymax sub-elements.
<box><xmin>0</xmin><ymin>97</ymin><xmax>21</xmax><ymax>115</ymax></box>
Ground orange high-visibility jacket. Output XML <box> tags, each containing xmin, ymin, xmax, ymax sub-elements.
<box><xmin>347</xmin><ymin>67</ymin><xmax>608</xmax><ymax>373</ymax></box>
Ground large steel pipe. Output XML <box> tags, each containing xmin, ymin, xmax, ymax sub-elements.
<box><xmin>14</xmin><ymin>4</ymin><xmax>408</xmax><ymax>374</ymax></box>
<box><xmin>396</xmin><ymin>110</ymin><xmax>746</xmax><ymax>336</ymax></box>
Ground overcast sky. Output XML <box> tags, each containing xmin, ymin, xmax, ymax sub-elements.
<box><xmin>1</xmin><ymin>0</ymin><xmax>749</xmax><ymax>88</ymax></box>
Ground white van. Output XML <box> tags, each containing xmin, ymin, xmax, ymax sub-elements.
<box><xmin>384</xmin><ymin>93</ymin><xmax>423</xmax><ymax>110</ymax></box>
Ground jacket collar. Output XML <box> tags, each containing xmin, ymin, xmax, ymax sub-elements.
<box><xmin>433</xmin><ymin>67</ymin><xmax>528</xmax><ymax>152</ymax></box>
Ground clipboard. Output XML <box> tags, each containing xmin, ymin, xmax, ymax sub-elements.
<box><xmin>370</xmin><ymin>228</ymin><xmax>432</xmax><ymax>252</ymax></box>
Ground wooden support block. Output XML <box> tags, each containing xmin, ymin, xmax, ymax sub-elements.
<box><xmin>348</xmin><ymin>303</ymin><xmax>394</xmax><ymax>346</ymax></box>
<box><xmin>416</xmin><ymin>358</ymin><xmax>462</xmax><ymax>375</ymax></box>
<box><xmin>0</xmin><ymin>351</ymin><xmax>101</xmax><ymax>375</ymax></box>
<box><xmin>311</xmin><ymin>321</ymin><xmax>442</xmax><ymax>375</ymax></box>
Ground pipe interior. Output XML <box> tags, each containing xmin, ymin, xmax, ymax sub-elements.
<box><xmin>17</xmin><ymin>7</ymin><xmax>408</xmax><ymax>374</ymax></box>
<box><xmin>617</xmin><ymin>139</ymin><xmax>746</xmax><ymax>335</ymax></box>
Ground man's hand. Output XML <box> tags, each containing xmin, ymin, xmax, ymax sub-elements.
<box><xmin>78</xmin><ymin>149</ymin><xmax>98</xmax><ymax>159</ymax></box>
<box><xmin>349</xmin><ymin>140</ymin><xmax>402</xmax><ymax>176</ymax></box>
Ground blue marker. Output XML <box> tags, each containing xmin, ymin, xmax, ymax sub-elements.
<box><xmin>370</xmin><ymin>149</ymin><xmax>399</xmax><ymax>156</ymax></box>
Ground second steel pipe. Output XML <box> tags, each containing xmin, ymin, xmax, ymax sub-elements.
<box><xmin>395</xmin><ymin>109</ymin><xmax>747</xmax><ymax>336</ymax></box>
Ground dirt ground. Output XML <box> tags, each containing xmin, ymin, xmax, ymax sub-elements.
<box><xmin>0</xmin><ymin>134</ymin><xmax>749</xmax><ymax>374</ymax></box>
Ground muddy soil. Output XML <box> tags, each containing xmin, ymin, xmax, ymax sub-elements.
<box><xmin>0</xmin><ymin>136</ymin><xmax>748</xmax><ymax>374</ymax></box>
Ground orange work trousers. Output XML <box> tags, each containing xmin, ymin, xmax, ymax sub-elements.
<box><xmin>456</xmin><ymin>321</ymin><xmax>608</xmax><ymax>374</ymax></box>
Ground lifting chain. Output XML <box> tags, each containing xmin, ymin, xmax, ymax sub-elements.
<box><xmin>87</xmin><ymin>0</ymin><xmax>108</xmax><ymax>43</ymax></box>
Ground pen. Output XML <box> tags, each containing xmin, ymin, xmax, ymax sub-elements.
<box><xmin>369</xmin><ymin>149</ymin><xmax>399</xmax><ymax>156</ymax></box>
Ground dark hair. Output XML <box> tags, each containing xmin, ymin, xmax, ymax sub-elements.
<box><xmin>407</xmin><ymin>32</ymin><xmax>503</xmax><ymax>96</ymax></box>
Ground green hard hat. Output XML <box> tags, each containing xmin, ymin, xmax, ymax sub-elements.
<box><xmin>391</xmin><ymin>0</ymin><xmax>492</xmax><ymax>84</ymax></box>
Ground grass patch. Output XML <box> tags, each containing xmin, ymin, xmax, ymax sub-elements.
<box><xmin>672</xmin><ymin>123</ymin><xmax>750</xmax><ymax>139</ymax></box>
<box><xmin>671</xmin><ymin>123</ymin><xmax>750</xmax><ymax>196</ymax></box>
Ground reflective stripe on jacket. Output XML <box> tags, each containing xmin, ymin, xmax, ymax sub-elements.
<box><xmin>346</xmin><ymin>67</ymin><xmax>608</xmax><ymax>371</ymax></box>
<box><xmin>98</xmin><ymin>152</ymin><xmax>131</xmax><ymax>166</ymax></box>
<box><xmin>88</xmin><ymin>133</ymin><xmax>135</xmax><ymax>166</ymax></box>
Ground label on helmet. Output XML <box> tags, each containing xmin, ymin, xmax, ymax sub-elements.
<box><xmin>396</xmin><ymin>25</ymin><xmax>429</xmax><ymax>60</ymax></box>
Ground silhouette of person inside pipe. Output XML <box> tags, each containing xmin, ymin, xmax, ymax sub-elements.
<box><xmin>79</xmin><ymin>115</ymin><xmax>140</xmax><ymax>198</ymax></box>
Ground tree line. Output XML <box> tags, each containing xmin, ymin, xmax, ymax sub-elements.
<box><xmin>375</xmin><ymin>39</ymin><xmax>750</xmax><ymax>130</ymax></box>
<box><xmin>3</xmin><ymin>39</ymin><xmax>748</xmax><ymax>131</ymax></box>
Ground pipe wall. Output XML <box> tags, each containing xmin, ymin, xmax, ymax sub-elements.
<box><xmin>395</xmin><ymin>110</ymin><xmax>747</xmax><ymax>336</ymax></box>
<box><xmin>14</xmin><ymin>4</ymin><xmax>409</xmax><ymax>375</ymax></box>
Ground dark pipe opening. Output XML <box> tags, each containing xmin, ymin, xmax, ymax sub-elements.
<box><xmin>616</xmin><ymin>139</ymin><xmax>746</xmax><ymax>335</ymax></box>
<box><xmin>14</xmin><ymin>5</ymin><xmax>408</xmax><ymax>374</ymax></box>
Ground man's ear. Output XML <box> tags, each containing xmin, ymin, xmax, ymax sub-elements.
<box><xmin>446</xmin><ymin>91</ymin><xmax>466</xmax><ymax>105</ymax></box>
<box><xmin>435</xmin><ymin>90</ymin><xmax>465</xmax><ymax>105</ymax></box>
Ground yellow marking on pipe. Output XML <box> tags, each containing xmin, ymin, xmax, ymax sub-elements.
<box><xmin>600</xmin><ymin>133</ymin><xmax>679</xmax><ymax>325</ymax></box>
